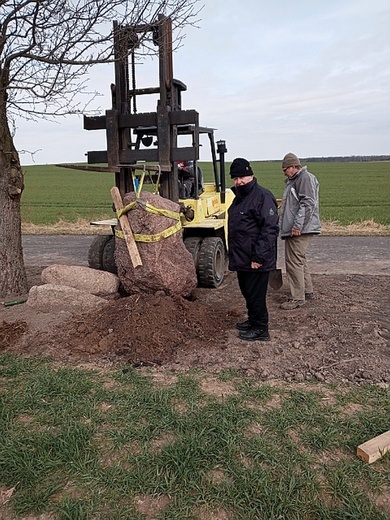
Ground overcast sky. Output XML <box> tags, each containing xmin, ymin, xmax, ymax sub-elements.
<box><xmin>16</xmin><ymin>0</ymin><xmax>390</xmax><ymax>166</ymax></box>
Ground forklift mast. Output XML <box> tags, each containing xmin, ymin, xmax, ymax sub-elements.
<box><xmin>84</xmin><ymin>15</ymin><xmax>220</xmax><ymax>201</ymax></box>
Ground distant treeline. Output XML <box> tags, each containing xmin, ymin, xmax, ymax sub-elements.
<box><xmin>292</xmin><ymin>155</ymin><xmax>389</xmax><ymax>163</ymax></box>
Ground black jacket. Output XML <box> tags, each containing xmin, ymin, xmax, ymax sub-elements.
<box><xmin>228</xmin><ymin>178</ymin><xmax>279</xmax><ymax>272</ymax></box>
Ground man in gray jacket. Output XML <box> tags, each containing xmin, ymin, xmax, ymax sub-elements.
<box><xmin>279</xmin><ymin>153</ymin><xmax>321</xmax><ymax>310</ymax></box>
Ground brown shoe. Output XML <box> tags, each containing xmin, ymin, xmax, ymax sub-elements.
<box><xmin>280</xmin><ymin>300</ymin><xmax>305</xmax><ymax>310</ymax></box>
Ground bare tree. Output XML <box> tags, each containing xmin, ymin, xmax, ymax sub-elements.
<box><xmin>0</xmin><ymin>0</ymin><xmax>202</xmax><ymax>299</ymax></box>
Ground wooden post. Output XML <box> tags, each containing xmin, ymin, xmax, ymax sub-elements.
<box><xmin>110</xmin><ymin>187</ymin><xmax>142</xmax><ymax>268</ymax></box>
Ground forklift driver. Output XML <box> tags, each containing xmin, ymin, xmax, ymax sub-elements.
<box><xmin>178</xmin><ymin>161</ymin><xmax>204</xmax><ymax>198</ymax></box>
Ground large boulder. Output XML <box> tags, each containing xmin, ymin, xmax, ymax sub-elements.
<box><xmin>27</xmin><ymin>284</ymin><xmax>110</xmax><ymax>313</ymax></box>
<box><xmin>115</xmin><ymin>192</ymin><xmax>197</xmax><ymax>297</ymax></box>
<box><xmin>41</xmin><ymin>264</ymin><xmax>119</xmax><ymax>295</ymax></box>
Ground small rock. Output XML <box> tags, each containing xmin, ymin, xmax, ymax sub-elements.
<box><xmin>314</xmin><ymin>372</ymin><xmax>326</xmax><ymax>382</ymax></box>
<box><xmin>260</xmin><ymin>368</ymin><xmax>270</xmax><ymax>379</ymax></box>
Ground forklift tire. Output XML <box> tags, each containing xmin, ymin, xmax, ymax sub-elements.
<box><xmin>88</xmin><ymin>235</ymin><xmax>116</xmax><ymax>273</ymax></box>
<box><xmin>197</xmin><ymin>237</ymin><xmax>225</xmax><ymax>288</ymax></box>
<box><xmin>101</xmin><ymin>235</ymin><xmax>117</xmax><ymax>274</ymax></box>
<box><xmin>184</xmin><ymin>237</ymin><xmax>203</xmax><ymax>273</ymax></box>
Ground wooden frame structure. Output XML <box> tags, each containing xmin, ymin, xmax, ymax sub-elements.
<box><xmin>84</xmin><ymin>15</ymin><xmax>213</xmax><ymax>201</ymax></box>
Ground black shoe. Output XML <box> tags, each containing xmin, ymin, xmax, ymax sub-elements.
<box><xmin>236</xmin><ymin>320</ymin><xmax>252</xmax><ymax>331</ymax></box>
<box><xmin>239</xmin><ymin>329</ymin><xmax>271</xmax><ymax>342</ymax></box>
<box><xmin>305</xmin><ymin>292</ymin><xmax>315</xmax><ymax>300</ymax></box>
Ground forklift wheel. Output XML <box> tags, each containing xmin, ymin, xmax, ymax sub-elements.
<box><xmin>88</xmin><ymin>235</ymin><xmax>117</xmax><ymax>274</ymax></box>
<box><xmin>184</xmin><ymin>236</ymin><xmax>203</xmax><ymax>273</ymax></box>
<box><xmin>197</xmin><ymin>237</ymin><xmax>225</xmax><ymax>288</ymax></box>
<box><xmin>101</xmin><ymin>235</ymin><xmax>117</xmax><ymax>274</ymax></box>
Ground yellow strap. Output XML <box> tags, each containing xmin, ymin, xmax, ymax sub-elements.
<box><xmin>130</xmin><ymin>164</ymin><xmax>161</xmax><ymax>196</ymax></box>
<box><xmin>136</xmin><ymin>166</ymin><xmax>146</xmax><ymax>197</ymax></box>
<box><xmin>116</xmin><ymin>199</ymin><xmax>180</xmax><ymax>221</ymax></box>
<box><xmin>115</xmin><ymin>198</ymin><xmax>181</xmax><ymax>242</ymax></box>
<box><xmin>117</xmin><ymin>201</ymin><xmax>138</xmax><ymax>218</ymax></box>
<box><xmin>115</xmin><ymin>220</ymin><xmax>182</xmax><ymax>243</ymax></box>
<box><xmin>141</xmin><ymin>202</ymin><xmax>180</xmax><ymax>220</ymax></box>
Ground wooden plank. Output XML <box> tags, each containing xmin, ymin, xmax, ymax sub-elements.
<box><xmin>120</xmin><ymin>148</ymin><xmax>160</xmax><ymax>164</ymax></box>
<box><xmin>84</xmin><ymin>115</ymin><xmax>106</xmax><ymax>130</ymax></box>
<box><xmin>119</xmin><ymin>112</ymin><xmax>158</xmax><ymax>129</ymax></box>
<box><xmin>357</xmin><ymin>430</ymin><xmax>390</xmax><ymax>464</ymax></box>
<box><xmin>110</xmin><ymin>187</ymin><xmax>142</xmax><ymax>268</ymax></box>
<box><xmin>129</xmin><ymin>87</ymin><xmax>160</xmax><ymax>96</ymax></box>
<box><xmin>170</xmin><ymin>109</ymin><xmax>198</xmax><ymax>126</ymax></box>
<box><xmin>87</xmin><ymin>150</ymin><xmax>108</xmax><ymax>164</ymax></box>
<box><xmin>172</xmin><ymin>146</ymin><xmax>197</xmax><ymax>162</ymax></box>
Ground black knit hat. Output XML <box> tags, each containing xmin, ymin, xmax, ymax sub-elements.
<box><xmin>229</xmin><ymin>158</ymin><xmax>254</xmax><ymax>178</ymax></box>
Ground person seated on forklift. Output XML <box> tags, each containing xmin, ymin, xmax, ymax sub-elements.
<box><xmin>178</xmin><ymin>160</ymin><xmax>204</xmax><ymax>198</ymax></box>
<box><xmin>228</xmin><ymin>157</ymin><xmax>279</xmax><ymax>342</ymax></box>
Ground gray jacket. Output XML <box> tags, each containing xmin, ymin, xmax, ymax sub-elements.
<box><xmin>279</xmin><ymin>166</ymin><xmax>321</xmax><ymax>237</ymax></box>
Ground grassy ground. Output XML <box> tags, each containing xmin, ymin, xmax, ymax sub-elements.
<box><xmin>6</xmin><ymin>160</ymin><xmax>389</xmax><ymax>518</ymax></box>
<box><xmin>0</xmin><ymin>354</ymin><xmax>389</xmax><ymax>519</ymax></box>
<box><xmin>20</xmin><ymin>161</ymin><xmax>390</xmax><ymax>229</ymax></box>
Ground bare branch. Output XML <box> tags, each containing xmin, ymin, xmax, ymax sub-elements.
<box><xmin>0</xmin><ymin>0</ymin><xmax>203</xmax><ymax>121</ymax></box>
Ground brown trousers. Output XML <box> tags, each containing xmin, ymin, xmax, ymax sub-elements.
<box><xmin>284</xmin><ymin>235</ymin><xmax>314</xmax><ymax>300</ymax></box>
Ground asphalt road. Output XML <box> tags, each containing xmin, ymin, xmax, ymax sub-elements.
<box><xmin>21</xmin><ymin>235</ymin><xmax>390</xmax><ymax>276</ymax></box>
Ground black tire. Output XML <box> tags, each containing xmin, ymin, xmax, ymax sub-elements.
<box><xmin>88</xmin><ymin>235</ymin><xmax>114</xmax><ymax>271</ymax></box>
<box><xmin>184</xmin><ymin>236</ymin><xmax>203</xmax><ymax>272</ymax></box>
<box><xmin>102</xmin><ymin>235</ymin><xmax>117</xmax><ymax>274</ymax></box>
<box><xmin>197</xmin><ymin>237</ymin><xmax>226</xmax><ymax>288</ymax></box>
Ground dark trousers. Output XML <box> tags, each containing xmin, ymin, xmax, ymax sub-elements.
<box><xmin>237</xmin><ymin>270</ymin><xmax>270</xmax><ymax>330</ymax></box>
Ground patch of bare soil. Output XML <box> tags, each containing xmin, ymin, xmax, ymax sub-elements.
<box><xmin>1</xmin><ymin>268</ymin><xmax>389</xmax><ymax>385</ymax></box>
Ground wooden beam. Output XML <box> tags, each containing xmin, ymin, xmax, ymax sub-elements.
<box><xmin>119</xmin><ymin>112</ymin><xmax>158</xmax><ymax>129</ymax></box>
<box><xmin>357</xmin><ymin>430</ymin><xmax>390</xmax><ymax>464</ymax></box>
<box><xmin>87</xmin><ymin>151</ymin><xmax>108</xmax><ymax>164</ymax></box>
<box><xmin>157</xmin><ymin>105</ymin><xmax>171</xmax><ymax>171</ymax></box>
<box><xmin>171</xmin><ymin>146</ymin><xmax>197</xmax><ymax>162</ymax></box>
<box><xmin>84</xmin><ymin>115</ymin><xmax>106</xmax><ymax>130</ymax></box>
<box><xmin>170</xmin><ymin>109</ymin><xmax>199</xmax><ymax>126</ymax></box>
<box><xmin>106</xmin><ymin>109</ymin><xmax>120</xmax><ymax>168</ymax></box>
<box><xmin>120</xmin><ymin>148</ymin><xmax>160</xmax><ymax>164</ymax></box>
<box><xmin>110</xmin><ymin>187</ymin><xmax>142</xmax><ymax>268</ymax></box>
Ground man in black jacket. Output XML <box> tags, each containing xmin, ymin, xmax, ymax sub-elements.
<box><xmin>228</xmin><ymin>158</ymin><xmax>279</xmax><ymax>341</ymax></box>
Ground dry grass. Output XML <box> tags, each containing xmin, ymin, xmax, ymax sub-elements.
<box><xmin>21</xmin><ymin>219</ymin><xmax>390</xmax><ymax>236</ymax></box>
<box><xmin>21</xmin><ymin>218</ymin><xmax>110</xmax><ymax>235</ymax></box>
<box><xmin>321</xmin><ymin>219</ymin><xmax>390</xmax><ymax>236</ymax></box>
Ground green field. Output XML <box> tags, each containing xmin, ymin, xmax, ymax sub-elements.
<box><xmin>21</xmin><ymin>161</ymin><xmax>390</xmax><ymax>226</ymax></box>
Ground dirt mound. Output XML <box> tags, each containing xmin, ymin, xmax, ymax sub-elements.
<box><xmin>5</xmin><ymin>291</ymin><xmax>235</xmax><ymax>367</ymax></box>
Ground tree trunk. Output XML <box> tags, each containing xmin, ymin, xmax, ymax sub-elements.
<box><xmin>0</xmin><ymin>96</ymin><xmax>28</xmax><ymax>299</ymax></box>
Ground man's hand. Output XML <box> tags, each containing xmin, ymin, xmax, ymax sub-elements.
<box><xmin>291</xmin><ymin>228</ymin><xmax>301</xmax><ymax>236</ymax></box>
<box><xmin>251</xmin><ymin>261</ymin><xmax>262</xmax><ymax>269</ymax></box>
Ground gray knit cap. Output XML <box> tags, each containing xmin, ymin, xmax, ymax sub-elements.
<box><xmin>282</xmin><ymin>152</ymin><xmax>301</xmax><ymax>169</ymax></box>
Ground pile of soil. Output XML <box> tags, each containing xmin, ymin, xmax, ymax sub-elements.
<box><xmin>1</xmin><ymin>268</ymin><xmax>389</xmax><ymax>385</ymax></box>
